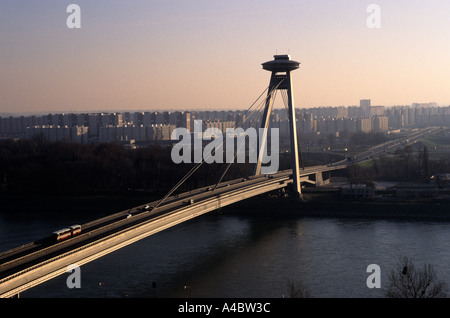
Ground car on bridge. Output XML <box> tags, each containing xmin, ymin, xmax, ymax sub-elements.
<box><xmin>53</xmin><ymin>225</ymin><xmax>82</xmax><ymax>242</ymax></box>
<box><xmin>139</xmin><ymin>205</ymin><xmax>153</xmax><ymax>212</ymax></box>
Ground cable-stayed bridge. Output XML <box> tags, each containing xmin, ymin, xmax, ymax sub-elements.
<box><xmin>0</xmin><ymin>55</ymin><xmax>443</xmax><ymax>297</ymax></box>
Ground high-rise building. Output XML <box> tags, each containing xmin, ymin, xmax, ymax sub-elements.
<box><xmin>370</xmin><ymin>106</ymin><xmax>384</xmax><ymax>117</ymax></box>
<box><xmin>373</xmin><ymin>116</ymin><xmax>389</xmax><ymax>132</ymax></box>
<box><xmin>360</xmin><ymin>99</ymin><xmax>371</xmax><ymax>117</ymax></box>
<box><xmin>336</xmin><ymin>106</ymin><xmax>348</xmax><ymax>118</ymax></box>
<box><xmin>357</xmin><ymin>118</ymin><xmax>372</xmax><ymax>133</ymax></box>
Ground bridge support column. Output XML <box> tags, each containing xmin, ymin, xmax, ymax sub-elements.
<box><xmin>314</xmin><ymin>172</ymin><xmax>330</xmax><ymax>187</ymax></box>
<box><xmin>254</xmin><ymin>55</ymin><xmax>302</xmax><ymax>198</ymax></box>
<box><xmin>315</xmin><ymin>172</ymin><xmax>324</xmax><ymax>187</ymax></box>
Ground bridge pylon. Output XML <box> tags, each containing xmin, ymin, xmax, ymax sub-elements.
<box><xmin>253</xmin><ymin>54</ymin><xmax>302</xmax><ymax>198</ymax></box>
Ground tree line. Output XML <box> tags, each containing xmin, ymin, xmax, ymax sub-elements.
<box><xmin>347</xmin><ymin>143</ymin><xmax>450</xmax><ymax>184</ymax></box>
<box><xmin>0</xmin><ymin>138</ymin><xmax>254</xmax><ymax>196</ymax></box>
<box><xmin>2</xmin><ymin>134</ymin><xmax>447</xmax><ymax>196</ymax></box>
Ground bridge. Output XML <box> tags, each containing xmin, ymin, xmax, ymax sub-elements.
<box><xmin>0</xmin><ymin>54</ymin><xmax>444</xmax><ymax>297</ymax></box>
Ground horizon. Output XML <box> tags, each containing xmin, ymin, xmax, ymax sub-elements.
<box><xmin>1</xmin><ymin>102</ymin><xmax>448</xmax><ymax>118</ymax></box>
<box><xmin>1</xmin><ymin>1</ymin><xmax>450</xmax><ymax>113</ymax></box>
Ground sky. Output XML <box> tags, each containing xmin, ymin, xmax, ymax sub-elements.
<box><xmin>1</xmin><ymin>0</ymin><xmax>450</xmax><ymax>114</ymax></box>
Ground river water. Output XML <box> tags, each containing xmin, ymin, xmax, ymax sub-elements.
<box><xmin>2</xmin><ymin>199</ymin><xmax>450</xmax><ymax>298</ymax></box>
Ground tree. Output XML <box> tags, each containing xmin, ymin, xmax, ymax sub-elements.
<box><xmin>386</xmin><ymin>256</ymin><xmax>448</xmax><ymax>298</ymax></box>
<box><xmin>394</xmin><ymin>145</ymin><xmax>414</xmax><ymax>178</ymax></box>
<box><xmin>422</xmin><ymin>145</ymin><xmax>431</xmax><ymax>178</ymax></box>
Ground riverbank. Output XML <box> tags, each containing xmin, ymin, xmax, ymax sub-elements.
<box><xmin>3</xmin><ymin>190</ymin><xmax>450</xmax><ymax>222</ymax></box>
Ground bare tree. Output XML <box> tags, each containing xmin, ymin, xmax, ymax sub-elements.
<box><xmin>395</xmin><ymin>145</ymin><xmax>414</xmax><ymax>178</ymax></box>
<box><xmin>386</xmin><ymin>256</ymin><xmax>448</xmax><ymax>298</ymax></box>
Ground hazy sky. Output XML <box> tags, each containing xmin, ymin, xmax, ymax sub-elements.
<box><xmin>1</xmin><ymin>0</ymin><xmax>450</xmax><ymax>114</ymax></box>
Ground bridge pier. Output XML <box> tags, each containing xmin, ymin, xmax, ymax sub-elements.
<box><xmin>314</xmin><ymin>172</ymin><xmax>330</xmax><ymax>187</ymax></box>
<box><xmin>300</xmin><ymin>170</ymin><xmax>332</xmax><ymax>188</ymax></box>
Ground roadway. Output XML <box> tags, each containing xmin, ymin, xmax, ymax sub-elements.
<box><xmin>330</xmin><ymin>126</ymin><xmax>443</xmax><ymax>167</ymax></box>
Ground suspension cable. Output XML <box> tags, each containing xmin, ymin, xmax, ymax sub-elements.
<box><xmin>153</xmin><ymin>84</ymin><xmax>275</xmax><ymax>209</ymax></box>
<box><xmin>212</xmin><ymin>94</ymin><xmax>267</xmax><ymax>190</ymax></box>
<box><xmin>212</xmin><ymin>80</ymin><xmax>285</xmax><ymax>189</ymax></box>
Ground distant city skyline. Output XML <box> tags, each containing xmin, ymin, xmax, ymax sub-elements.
<box><xmin>3</xmin><ymin>102</ymin><xmax>450</xmax><ymax>146</ymax></box>
<box><xmin>0</xmin><ymin>102</ymin><xmax>443</xmax><ymax>117</ymax></box>
<box><xmin>1</xmin><ymin>1</ymin><xmax>450</xmax><ymax>114</ymax></box>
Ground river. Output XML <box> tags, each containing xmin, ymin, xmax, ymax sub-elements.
<box><xmin>2</xmin><ymin>198</ymin><xmax>450</xmax><ymax>298</ymax></box>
